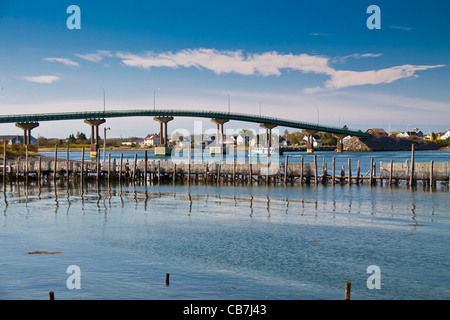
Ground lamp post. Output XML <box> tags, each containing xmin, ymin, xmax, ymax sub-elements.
<box><xmin>103</xmin><ymin>127</ymin><xmax>110</xmax><ymax>162</ymax></box>
<box><xmin>224</xmin><ymin>91</ymin><xmax>231</xmax><ymax>114</ymax></box>
<box><xmin>98</xmin><ymin>86</ymin><xmax>106</xmax><ymax>115</ymax></box>
<box><xmin>154</xmin><ymin>88</ymin><xmax>160</xmax><ymax>111</ymax></box>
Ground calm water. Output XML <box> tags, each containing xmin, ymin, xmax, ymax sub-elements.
<box><xmin>1</xmin><ymin>171</ymin><xmax>449</xmax><ymax>300</ymax></box>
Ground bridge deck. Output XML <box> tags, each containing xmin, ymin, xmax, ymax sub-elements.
<box><xmin>0</xmin><ymin>109</ymin><xmax>370</xmax><ymax>137</ymax></box>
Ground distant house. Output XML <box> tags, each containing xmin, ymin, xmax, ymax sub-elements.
<box><xmin>366</xmin><ymin>128</ymin><xmax>388</xmax><ymax>137</ymax></box>
<box><xmin>397</xmin><ymin>128</ymin><xmax>423</xmax><ymax>139</ymax></box>
<box><xmin>440</xmin><ymin>129</ymin><xmax>450</xmax><ymax>140</ymax></box>
<box><xmin>0</xmin><ymin>135</ymin><xmax>37</xmax><ymax>145</ymax></box>
<box><xmin>142</xmin><ymin>134</ymin><xmax>160</xmax><ymax>147</ymax></box>
<box><xmin>302</xmin><ymin>134</ymin><xmax>322</xmax><ymax>147</ymax></box>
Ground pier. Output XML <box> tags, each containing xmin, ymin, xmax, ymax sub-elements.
<box><xmin>1</xmin><ymin>145</ymin><xmax>449</xmax><ymax>189</ymax></box>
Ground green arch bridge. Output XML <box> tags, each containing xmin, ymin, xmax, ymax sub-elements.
<box><xmin>0</xmin><ymin>109</ymin><xmax>370</xmax><ymax>155</ymax></box>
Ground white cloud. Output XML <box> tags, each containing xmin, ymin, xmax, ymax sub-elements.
<box><xmin>43</xmin><ymin>57</ymin><xmax>79</xmax><ymax>67</ymax></box>
<box><xmin>116</xmin><ymin>48</ymin><xmax>334</xmax><ymax>76</ymax></box>
<box><xmin>22</xmin><ymin>75</ymin><xmax>60</xmax><ymax>84</ymax></box>
<box><xmin>323</xmin><ymin>64</ymin><xmax>445</xmax><ymax>90</ymax></box>
<box><xmin>75</xmin><ymin>50</ymin><xmax>113</xmax><ymax>62</ymax></box>
<box><xmin>390</xmin><ymin>25</ymin><xmax>412</xmax><ymax>31</ymax></box>
<box><xmin>332</xmin><ymin>53</ymin><xmax>382</xmax><ymax>64</ymax></box>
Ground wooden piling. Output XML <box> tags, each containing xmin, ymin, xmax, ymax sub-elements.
<box><xmin>66</xmin><ymin>144</ymin><xmax>69</xmax><ymax>180</ymax></box>
<box><xmin>133</xmin><ymin>153</ymin><xmax>137</xmax><ymax>181</ymax></box>
<box><xmin>173</xmin><ymin>163</ymin><xmax>177</xmax><ymax>184</ymax></box>
<box><xmin>345</xmin><ymin>283</ymin><xmax>351</xmax><ymax>300</ymax></box>
<box><xmin>370</xmin><ymin>157</ymin><xmax>374</xmax><ymax>185</ymax></box>
<box><xmin>332</xmin><ymin>157</ymin><xmax>336</xmax><ymax>185</ymax></box>
<box><xmin>284</xmin><ymin>155</ymin><xmax>288</xmax><ymax>185</ymax></box>
<box><xmin>25</xmin><ymin>145</ymin><xmax>29</xmax><ymax>180</ymax></box>
<box><xmin>96</xmin><ymin>151</ymin><xmax>100</xmax><ymax>180</ymax></box>
<box><xmin>165</xmin><ymin>273</ymin><xmax>170</xmax><ymax>286</ymax></box>
<box><xmin>144</xmin><ymin>150</ymin><xmax>148</xmax><ymax>183</ymax></box>
<box><xmin>81</xmin><ymin>148</ymin><xmax>85</xmax><ymax>182</ymax></box>
<box><xmin>38</xmin><ymin>156</ymin><xmax>42</xmax><ymax>182</ymax></box>
<box><xmin>49</xmin><ymin>291</ymin><xmax>55</xmax><ymax>300</ymax></box>
<box><xmin>119</xmin><ymin>153</ymin><xmax>123</xmax><ymax>182</ymax></box>
<box><xmin>300</xmin><ymin>157</ymin><xmax>304</xmax><ymax>184</ymax></box>
<box><xmin>54</xmin><ymin>145</ymin><xmax>58</xmax><ymax>181</ymax></box>
<box><xmin>356</xmin><ymin>160</ymin><xmax>360</xmax><ymax>184</ymax></box>
<box><xmin>410</xmin><ymin>144</ymin><xmax>415</xmax><ymax>186</ymax></box>
<box><xmin>389</xmin><ymin>159</ymin><xmax>393</xmax><ymax>186</ymax></box>
<box><xmin>313</xmin><ymin>155</ymin><xmax>318</xmax><ymax>185</ymax></box>
<box><xmin>348</xmin><ymin>159</ymin><xmax>352</xmax><ymax>185</ymax></box>
<box><xmin>2</xmin><ymin>142</ymin><xmax>6</xmax><ymax>179</ymax></box>
<box><xmin>108</xmin><ymin>153</ymin><xmax>111</xmax><ymax>181</ymax></box>
<box><xmin>158</xmin><ymin>160</ymin><xmax>161</xmax><ymax>184</ymax></box>
<box><xmin>430</xmin><ymin>160</ymin><xmax>434</xmax><ymax>187</ymax></box>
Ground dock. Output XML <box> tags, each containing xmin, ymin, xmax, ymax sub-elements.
<box><xmin>1</xmin><ymin>146</ymin><xmax>449</xmax><ymax>189</ymax></box>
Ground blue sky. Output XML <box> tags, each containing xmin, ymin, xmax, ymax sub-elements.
<box><xmin>0</xmin><ymin>0</ymin><xmax>449</xmax><ymax>138</ymax></box>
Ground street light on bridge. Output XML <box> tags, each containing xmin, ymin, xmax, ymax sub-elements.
<box><xmin>154</xmin><ymin>88</ymin><xmax>160</xmax><ymax>111</ymax></box>
<box><xmin>98</xmin><ymin>86</ymin><xmax>106</xmax><ymax>115</ymax></box>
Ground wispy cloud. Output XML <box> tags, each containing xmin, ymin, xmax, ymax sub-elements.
<box><xmin>390</xmin><ymin>25</ymin><xmax>412</xmax><ymax>31</ymax></box>
<box><xmin>22</xmin><ymin>75</ymin><xmax>60</xmax><ymax>84</ymax></box>
<box><xmin>43</xmin><ymin>57</ymin><xmax>79</xmax><ymax>67</ymax></box>
<box><xmin>75</xmin><ymin>50</ymin><xmax>113</xmax><ymax>62</ymax></box>
<box><xmin>115</xmin><ymin>48</ymin><xmax>444</xmax><ymax>92</ymax></box>
<box><xmin>332</xmin><ymin>53</ymin><xmax>382</xmax><ymax>64</ymax></box>
<box><xmin>116</xmin><ymin>48</ymin><xmax>334</xmax><ymax>76</ymax></box>
<box><xmin>323</xmin><ymin>64</ymin><xmax>445</xmax><ymax>90</ymax></box>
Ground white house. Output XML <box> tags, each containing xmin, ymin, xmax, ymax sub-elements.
<box><xmin>142</xmin><ymin>134</ymin><xmax>160</xmax><ymax>147</ymax></box>
<box><xmin>302</xmin><ymin>134</ymin><xmax>322</xmax><ymax>147</ymax></box>
<box><xmin>397</xmin><ymin>128</ymin><xmax>423</xmax><ymax>139</ymax></box>
<box><xmin>440</xmin><ymin>130</ymin><xmax>450</xmax><ymax>140</ymax></box>
<box><xmin>0</xmin><ymin>135</ymin><xmax>37</xmax><ymax>145</ymax></box>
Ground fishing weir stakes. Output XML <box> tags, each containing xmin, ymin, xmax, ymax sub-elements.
<box><xmin>1</xmin><ymin>143</ymin><xmax>449</xmax><ymax>189</ymax></box>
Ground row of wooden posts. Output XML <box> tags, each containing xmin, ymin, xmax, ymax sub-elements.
<box><xmin>1</xmin><ymin>143</ymin><xmax>449</xmax><ymax>187</ymax></box>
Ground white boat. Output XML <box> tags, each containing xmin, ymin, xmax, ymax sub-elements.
<box><xmin>250</xmin><ymin>146</ymin><xmax>279</xmax><ymax>155</ymax></box>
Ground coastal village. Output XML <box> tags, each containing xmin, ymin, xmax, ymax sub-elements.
<box><xmin>1</xmin><ymin>127</ymin><xmax>449</xmax><ymax>153</ymax></box>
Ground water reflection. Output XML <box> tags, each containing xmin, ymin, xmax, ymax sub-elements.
<box><xmin>1</xmin><ymin>180</ymin><xmax>449</xmax><ymax>228</ymax></box>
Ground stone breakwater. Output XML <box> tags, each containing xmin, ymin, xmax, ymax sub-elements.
<box><xmin>343</xmin><ymin>136</ymin><xmax>439</xmax><ymax>152</ymax></box>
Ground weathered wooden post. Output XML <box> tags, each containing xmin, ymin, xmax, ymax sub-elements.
<box><xmin>144</xmin><ymin>150</ymin><xmax>148</xmax><ymax>183</ymax></box>
<box><xmin>96</xmin><ymin>150</ymin><xmax>100</xmax><ymax>181</ymax></box>
<box><xmin>25</xmin><ymin>145</ymin><xmax>29</xmax><ymax>181</ymax></box>
<box><xmin>54</xmin><ymin>145</ymin><xmax>58</xmax><ymax>181</ymax></box>
<box><xmin>332</xmin><ymin>157</ymin><xmax>336</xmax><ymax>185</ymax></box>
<box><xmin>2</xmin><ymin>142</ymin><xmax>6</xmax><ymax>179</ymax></box>
<box><xmin>348</xmin><ymin>158</ymin><xmax>352</xmax><ymax>185</ymax></box>
<box><xmin>410</xmin><ymin>144</ymin><xmax>415</xmax><ymax>186</ymax></box>
<box><xmin>430</xmin><ymin>160</ymin><xmax>434</xmax><ymax>188</ymax></box>
<box><xmin>284</xmin><ymin>155</ymin><xmax>288</xmax><ymax>185</ymax></box>
<box><xmin>133</xmin><ymin>153</ymin><xmax>137</xmax><ymax>181</ymax></box>
<box><xmin>370</xmin><ymin>157</ymin><xmax>374</xmax><ymax>185</ymax></box>
<box><xmin>119</xmin><ymin>153</ymin><xmax>123</xmax><ymax>182</ymax></box>
<box><xmin>38</xmin><ymin>156</ymin><xmax>42</xmax><ymax>182</ymax></box>
<box><xmin>356</xmin><ymin>160</ymin><xmax>360</xmax><ymax>185</ymax></box>
<box><xmin>314</xmin><ymin>155</ymin><xmax>318</xmax><ymax>185</ymax></box>
<box><xmin>389</xmin><ymin>159</ymin><xmax>393</xmax><ymax>186</ymax></box>
<box><xmin>108</xmin><ymin>153</ymin><xmax>111</xmax><ymax>181</ymax></box>
<box><xmin>300</xmin><ymin>157</ymin><xmax>304</xmax><ymax>184</ymax></box>
<box><xmin>345</xmin><ymin>282</ymin><xmax>351</xmax><ymax>300</ymax></box>
<box><xmin>66</xmin><ymin>144</ymin><xmax>70</xmax><ymax>180</ymax></box>
<box><xmin>81</xmin><ymin>148</ymin><xmax>85</xmax><ymax>182</ymax></box>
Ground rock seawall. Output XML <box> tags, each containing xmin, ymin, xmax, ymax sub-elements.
<box><xmin>344</xmin><ymin>136</ymin><xmax>439</xmax><ymax>152</ymax></box>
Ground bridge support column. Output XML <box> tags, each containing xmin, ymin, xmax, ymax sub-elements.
<box><xmin>84</xmin><ymin>119</ymin><xmax>106</xmax><ymax>158</ymax></box>
<box><xmin>304</xmin><ymin>130</ymin><xmax>317</xmax><ymax>153</ymax></box>
<box><xmin>260</xmin><ymin>123</ymin><xmax>278</xmax><ymax>157</ymax></box>
<box><xmin>15</xmin><ymin>122</ymin><xmax>39</xmax><ymax>146</ymax></box>
<box><xmin>210</xmin><ymin>118</ymin><xmax>229</xmax><ymax>155</ymax></box>
<box><xmin>154</xmin><ymin>116</ymin><xmax>174</xmax><ymax>156</ymax></box>
<box><xmin>332</xmin><ymin>134</ymin><xmax>347</xmax><ymax>153</ymax></box>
